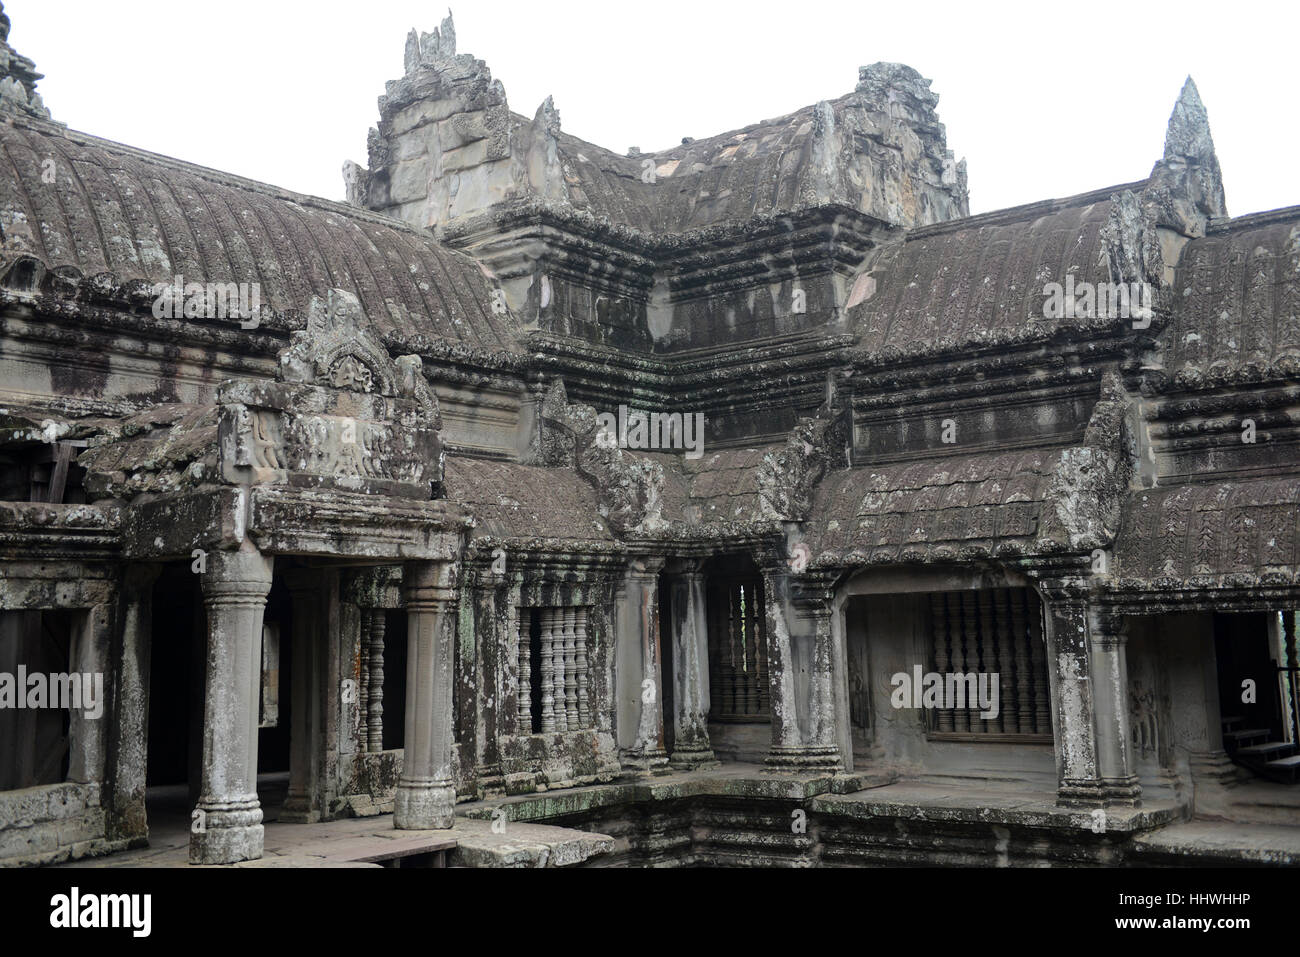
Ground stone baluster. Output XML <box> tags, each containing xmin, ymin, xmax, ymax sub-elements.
<box><xmin>564</xmin><ymin>607</ymin><xmax>579</xmax><ymax>728</ymax></box>
<box><xmin>359</xmin><ymin>609</ymin><xmax>371</xmax><ymax>748</ymax></box>
<box><xmin>977</xmin><ymin>590</ymin><xmax>997</xmax><ymax>733</ymax></box>
<box><xmin>540</xmin><ymin>607</ymin><xmax>556</xmax><ymax>733</ymax></box>
<box><xmin>953</xmin><ymin>593</ymin><xmax>972</xmax><ymax>733</ymax></box>
<box><xmin>575</xmin><ymin>608</ymin><xmax>590</xmax><ymax>729</ymax></box>
<box><xmin>994</xmin><ymin>589</ymin><xmax>1018</xmax><ymax>734</ymax></box>
<box><xmin>931</xmin><ymin>593</ymin><xmax>953</xmax><ymax>732</ymax></box>
<box><xmin>1010</xmin><ymin>589</ymin><xmax>1034</xmax><ymax>734</ymax></box>
<box><xmin>516</xmin><ymin>606</ymin><xmax>532</xmax><ymax>735</ymax></box>
<box><xmin>368</xmin><ymin>610</ymin><xmax>385</xmax><ymax>752</ymax></box>
<box><xmin>550</xmin><ymin>608</ymin><xmax>568</xmax><ymax>733</ymax></box>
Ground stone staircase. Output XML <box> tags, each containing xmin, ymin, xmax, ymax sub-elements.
<box><xmin>1222</xmin><ymin>716</ymin><xmax>1300</xmax><ymax>783</ymax></box>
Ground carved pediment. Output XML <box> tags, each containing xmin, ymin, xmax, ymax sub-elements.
<box><xmin>217</xmin><ymin>287</ymin><xmax>443</xmax><ymax>498</ymax></box>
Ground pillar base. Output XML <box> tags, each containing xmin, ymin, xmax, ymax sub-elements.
<box><xmin>277</xmin><ymin>795</ymin><xmax>319</xmax><ymax>824</ymax></box>
<box><xmin>620</xmin><ymin>747</ymin><xmax>671</xmax><ymax>774</ymax></box>
<box><xmin>1102</xmin><ymin>776</ymin><xmax>1143</xmax><ymax>808</ymax></box>
<box><xmin>1055</xmin><ymin>780</ymin><xmax>1109</xmax><ymax>809</ymax></box>
<box><xmin>189</xmin><ymin>796</ymin><xmax>263</xmax><ymax>864</ymax></box>
<box><xmin>394</xmin><ymin>780</ymin><xmax>456</xmax><ymax>829</ymax></box>
<box><xmin>668</xmin><ymin>745</ymin><xmax>720</xmax><ymax>771</ymax></box>
<box><xmin>763</xmin><ymin>745</ymin><xmax>843</xmax><ymax>772</ymax></box>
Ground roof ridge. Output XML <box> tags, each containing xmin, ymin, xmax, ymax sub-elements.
<box><xmin>1206</xmin><ymin>204</ymin><xmax>1300</xmax><ymax>234</ymax></box>
<box><xmin>906</xmin><ymin>180</ymin><xmax>1149</xmax><ymax>239</ymax></box>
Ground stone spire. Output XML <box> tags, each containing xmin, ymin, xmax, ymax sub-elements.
<box><xmin>0</xmin><ymin>2</ymin><xmax>52</xmax><ymax>120</ymax></box>
<box><xmin>1149</xmin><ymin>76</ymin><xmax>1226</xmax><ymax>226</ymax></box>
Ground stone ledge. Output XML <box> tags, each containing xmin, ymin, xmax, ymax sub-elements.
<box><xmin>1129</xmin><ymin>822</ymin><xmax>1300</xmax><ymax>866</ymax></box>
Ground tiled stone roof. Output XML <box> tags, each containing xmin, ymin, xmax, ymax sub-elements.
<box><xmin>1161</xmin><ymin>207</ymin><xmax>1300</xmax><ymax>385</ymax></box>
<box><xmin>444</xmin><ymin>456</ymin><xmax>615</xmax><ymax>542</ymax></box>
<box><xmin>804</xmin><ymin>449</ymin><xmax>1061</xmax><ymax>563</ymax></box>
<box><xmin>0</xmin><ymin>116</ymin><xmax>522</xmax><ymax>350</ymax></box>
<box><xmin>847</xmin><ymin>185</ymin><xmax>1139</xmax><ymax>359</ymax></box>
<box><xmin>1114</xmin><ymin>479</ymin><xmax>1300</xmax><ymax>581</ymax></box>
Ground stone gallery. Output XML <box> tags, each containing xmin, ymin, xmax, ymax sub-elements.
<box><xmin>0</xmin><ymin>7</ymin><xmax>1296</xmax><ymax>867</ymax></box>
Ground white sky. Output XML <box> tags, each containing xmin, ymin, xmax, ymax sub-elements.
<box><xmin>12</xmin><ymin>0</ymin><xmax>1298</xmax><ymax>219</ymax></box>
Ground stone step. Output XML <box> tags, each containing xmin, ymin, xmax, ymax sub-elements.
<box><xmin>1237</xmin><ymin>741</ymin><xmax>1296</xmax><ymax>757</ymax></box>
<box><xmin>1224</xmin><ymin>728</ymin><xmax>1271</xmax><ymax>742</ymax></box>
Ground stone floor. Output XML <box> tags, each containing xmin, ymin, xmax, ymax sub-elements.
<box><xmin>53</xmin><ymin>763</ymin><xmax>1300</xmax><ymax>867</ymax></box>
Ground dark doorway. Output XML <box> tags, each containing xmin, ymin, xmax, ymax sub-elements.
<box><xmin>658</xmin><ymin>569</ymin><xmax>675</xmax><ymax>754</ymax></box>
<box><xmin>1215</xmin><ymin>612</ymin><xmax>1285</xmax><ymax>743</ymax></box>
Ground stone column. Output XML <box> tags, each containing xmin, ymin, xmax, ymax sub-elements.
<box><xmin>762</xmin><ymin>564</ymin><xmax>844</xmax><ymax>771</ymax></box>
<box><xmin>614</xmin><ymin>558</ymin><xmax>669</xmax><ymax>772</ymax></box>
<box><xmin>1089</xmin><ymin>609</ymin><xmax>1141</xmax><ymax>807</ymax></box>
<box><xmin>192</xmin><ymin>541</ymin><xmax>274</xmax><ymax>864</ymax></box>
<box><xmin>106</xmin><ymin>564</ymin><xmax>161</xmax><ymax>843</ymax></box>
<box><xmin>281</xmin><ymin>570</ymin><xmax>324</xmax><ymax>823</ymax></box>
<box><xmin>394</xmin><ymin>560</ymin><xmax>457</xmax><ymax>829</ymax></box>
<box><xmin>667</xmin><ymin>560</ymin><xmax>717</xmax><ymax>769</ymax></box>
<box><xmin>1041</xmin><ymin>594</ymin><xmax>1104</xmax><ymax>807</ymax></box>
<box><xmin>69</xmin><ymin>596</ymin><xmax>117</xmax><ymax>787</ymax></box>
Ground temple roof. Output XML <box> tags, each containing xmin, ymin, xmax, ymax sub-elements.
<box><xmin>0</xmin><ymin>115</ymin><xmax>523</xmax><ymax>351</ymax></box>
<box><xmin>1114</xmin><ymin>478</ymin><xmax>1300</xmax><ymax>582</ymax></box>
<box><xmin>542</xmin><ymin>78</ymin><xmax>967</xmax><ymax>234</ymax></box>
<box><xmin>804</xmin><ymin>448</ymin><xmax>1060</xmax><ymax>564</ymax></box>
<box><xmin>846</xmin><ymin>183</ymin><xmax>1144</xmax><ymax>359</ymax></box>
<box><xmin>1160</xmin><ymin>205</ymin><xmax>1300</xmax><ymax>385</ymax></box>
<box><xmin>445</xmin><ymin>457</ymin><xmax>616</xmax><ymax>543</ymax></box>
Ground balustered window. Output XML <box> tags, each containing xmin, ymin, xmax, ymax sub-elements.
<box><xmin>357</xmin><ymin>609</ymin><xmax>406</xmax><ymax>751</ymax></box>
<box><xmin>516</xmin><ymin>607</ymin><xmax>592</xmax><ymax>734</ymax></box>
<box><xmin>925</xmin><ymin>588</ymin><xmax>1052</xmax><ymax>741</ymax></box>
<box><xmin>707</xmin><ymin>577</ymin><xmax>769</xmax><ymax>721</ymax></box>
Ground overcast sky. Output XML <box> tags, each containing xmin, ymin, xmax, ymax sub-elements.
<box><xmin>12</xmin><ymin>0</ymin><xmax>1298</xmax><ymax>219</ymax></box>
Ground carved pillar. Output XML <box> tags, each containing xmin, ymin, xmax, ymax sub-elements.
<box><xmin>614</xmin><ymin>557</ymin><xmax>669</xmax><ymax>772</ymax></box>
<box><xmin>68</xmin><ymin>595</ymin><xmax>116</xmax><ymax>788</ymax></box>
<box><xmin>106</xmin><ymin>563</ymin><xmax>161</xmax><ymax>842</ymax></box>
<box><xmin>762</xmin><ymin>564</ymin><xmax>845</xmax><ymax>772</ymax></box>
<box><xmin>1090</xmin><ymin>609</ymin><xmax>1141</xmax><ymax>807</ymax></box>
<box><xmin>394</xmin><ymin>560</ymin><xmax>457</xmax><ymax>830</ymax></box>
<box><xmin>192</xmin><ymin>541</ymin><xmax>274</xmax><ymax>864</ymax></box>
<box><xmin>668</xmin><ymin>560</ymin><xmax>718</xmax><ymax>769</ymax></box>
<box><xmin>1041</xmin><ymin>592</ymin><xmax>1105</xmax><ymax>808</ymax></box>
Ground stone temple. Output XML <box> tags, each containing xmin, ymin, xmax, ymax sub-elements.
<box><xmin>0</xmin><ymin>8</ymin><xmax>1297</xmax><ymax>867</ymax></box>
